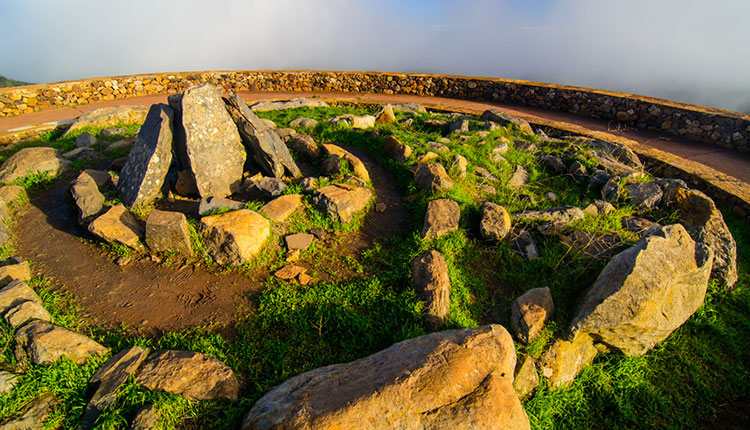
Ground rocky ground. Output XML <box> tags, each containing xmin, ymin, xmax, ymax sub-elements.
<box><xmin>0</xmin><ymin>88</ymin><xmax>746</xmax><ymax>429</ymax></box>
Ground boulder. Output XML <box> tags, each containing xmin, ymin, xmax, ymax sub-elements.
<box><xmin>15</xmin><ymin>320</ymin><xmax>108</xmax><ymax>365</ymax></box>
<box><xmin>0</xmin><ymin>258</ymin><xmax>31</xmax><ymax>286</ymax></box>
<box><xmin>259</xmin><ymin>194</ymin><xmax>303</xmax><ymax>222</ymax></box>
<box><xmin>481</xmin><ymin>109</ymin><xmax>534</xmax><ymax>134</ymax></box>
<box><xmin>588</xmin><ymin>150</ymin><xmax>639</xmax><ymax>176</ymax></box>
<box><xmin>145</xmin><ymin>210</ymin><xmax>193</xmax><ymax>257</ymax></box>
<box><xmin>63</xmin><ymin>106</ymin><xmax>148</xmax><ymax>137</ymax></box>
<box><xmin>117</xmin><ymin>104</ymin><xmax>174</xmax><ymax>207</ymax></box>
<box><xmin>321</xmin><ymin>155</ymin><xmax>344</xmax><ymax>176</ymax></box>
<box><xmin>70</xmin><ymin>171</ymin><xmax>106</xmax><ymax>224</ymax></box>
<box><xmin>422</xmin><ymin>199</ymin><xmax>460</xmax><ymax>240</ymax></box>
<box><xmin>0</xmin><ymin>394</ymin><xmax>57</xmax><ymax>430</ymax></box>
<box><xmin>0</xmin><ymin>185</ymin><xmax>24</xmax><ymax>205</ymax></box>
<box><xmin>479</xmin><ymin>202</ymin><xmax>512</xmax><ymax>241</ymax></box>
<box><xmin>170</xmin><ymin>84</ymin><xmax>245</xmax><ymax>198</ymax></box>
<box><xmin>198</xmin><ymin>196</ymin><xmax>244</xmax><ymax>216</ymax></box>
<box><xmin>224</xmin><ymin>91</ymin><xmax>301</xmax><ymax>179</ymax></box>
<box><xmin>514</xmin><ymin>206</ymin><xmax>585</xmax><ymax>234</ymax></box>
<box><xmin>322</xmin><ymin>144</ymin><xmax>370</xmax><ymax>182</ymax></box>
<box><xmin>299</xmin><ymin>177</ymin><xmax>319</xmax><ymax>191</ymax></box>
<box><xmin>540</xmin><ymin>336</ymin><xmax>598</xmax><ymax>390</ymax></box>
<box><xmin>383</xmin><ymin>136</ymin><xmax>412</xmax><ymax>163</ymax></box>
<box><xmin>88</xmin><ymin>204</ymin><xmax>144</xmax><ymax>249</ymax></box>
<box><xmin>241</xmin><ymin>325</ymin><xmax>530</xmax><ymax>430</ymax></box>
<box><xmin>136</xmin><ymin>350</ymin><xmax>239</xmax><ymax>401</ymax></box>
<box><xmin>75</xmin><ymin>132</ymin><xmax>98</xmax><ymax>148</ymax></box>
<box><xmin>411</xmin><ymin>250</ymin><xmax>451</xmax><ymax>329</ymax></box>
<box><xmin>513</xmin><ymin>355</ymin><xmax>539</xmax><ymax>399</ymax></box>
<box><xmin>250</xmin><ymin>97</ymin><xmax>329</xmax><ymax>112</ymax></box>
<box><xmin>290</xmin><ymin>134</ymin><xmax>321</xmax><ymax>159</ymax></box>
<box><xmin>0</xmin><ymin>147</ymin><xmax>70</xmax><ymax>185</ymax></box>
<box><xmin>625</xmin><ymin>182</ymin><xmax>663</xmax><ymax>211</ymax></box>
<box><xmin>4</xmin><ymin>300</ymin><xmax>51</xmax><ymax>328</ymax></box>
<box><xmin>507</xmin><ymin>165</ymin><xmax>529</xmax><ymax>189</ymax></box>
<box><xmin>375</xmin><ymin>104</ymin><xmax>397</xmax><ymax>124</ymax></box>
<box><xmin>0</xmin><ymin>280</ymin><xmax>43</xmax><ymax>314</ymax></box>
<box><xmin>510</xmin><ymin>287</ymin><xmax>555</xmax><ymax>344</ymax></box>
<box><xmin>569</xmin><ymin>224</ymin><xmax>713</xmax><ymax>356</ymax></box>
<box><xmin>514</xmin><ymin>141</ymin><xmax>538</xmax><ymax>153</ymax></box>
<box><xmin>201</xmin><ymin>210</ymin><xmax>270</xmax><ymax>265</ymax></box>
<box><xmin>414</xmin><ymin>163</ymin><xmax>453</xmax><ymax>192</ymax></box>
<box><xmin>670</xmin><ymin>188</ymin><xmax>738</xmax><ymax>288</ymax></box>
<box><xmin>78</xmin><ymin>346</ymin><xmax>150</xmax><ymax>430</ymax></box>
<box><xmin>289</xmin><ymin>117</ymin><xmax>318</xmax><ymax>128</ymax></box>
<box><xmin>274</xmin><ymin>265</ymin><xmax>306</xmax><ymax>281</ymax></box>
<box><xmin>312</xmin><ymin>185</ymin><xmax>372</xmax><ymax>223</ymax></box>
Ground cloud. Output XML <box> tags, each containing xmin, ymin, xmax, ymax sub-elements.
<box><xmin>1</xmin><ymin>0</ymin><xmax>748</xmax><ymax>112</ymax></box>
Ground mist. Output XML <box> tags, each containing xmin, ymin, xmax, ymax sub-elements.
<box><xmin>1</xmin><ymin>0</ymin><xmax>748</xmax><ymax>113</ymax></box>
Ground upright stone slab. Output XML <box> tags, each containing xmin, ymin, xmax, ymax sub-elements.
<box><xmin>70</xmin><ymin>171</ymin><xmax>106</xmax><ymax>225</ymax></box>
<box><xmin>117</xmin><ymin>104</ymin><xmax>174</xmax><ymax>207</ymax></box>
<box><xmin>172</xmin><ymin>84</ymin><xmax>246</xmax><ymax>198</ymax></box>
<box><xmin>411</xmin><ymin>250</ymin><xmax>451</xmax><ymax>330</ymax></box>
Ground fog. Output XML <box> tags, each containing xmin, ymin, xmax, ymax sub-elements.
<box><xmin>1</xmin><ymin>0</ymin><xmax>748</xmax><ymax>112</ymax></box>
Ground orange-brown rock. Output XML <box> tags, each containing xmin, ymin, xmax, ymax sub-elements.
<box><xmin>200</xmin><ymin>209</ymin><xmax>270</xmax><ymax>265</ymax></box>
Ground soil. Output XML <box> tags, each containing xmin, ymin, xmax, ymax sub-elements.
<box><xmin>13</xmin><ymin>148</ymin><xmax>407</xmax><ymax>336</ymax></box>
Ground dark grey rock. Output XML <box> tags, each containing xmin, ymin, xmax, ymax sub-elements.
<box><xmin>198</xmin><ymin>196</ymin><xmax>244</xmax><ymax>216</ymax></box>
<box><xmin>481</xmin><ymin>109</ymin><xmax>534</xmax><ymax>134</ymax></box>
<box><xmin>601</xmin><ymin>176</ymin><xmax>621</xmax><ymax>202</ymax></box>
<box><xmin>70</xmin><ymin>171</ymin><xmax>106</xmax><ymax>225</ymax></box>
<box><xmin>508</xmin><ymin>165</ymin><xmax>529</xmax><ymax>189</ymax></box>
<box><xmin>76</xmin><ymin>132</ymin><xmax>98</xmax><ymax>148</ymax></box>
<box><xmin>145</xmin><ymin>210</ymin><xmax>194</xmax><ymax>256</ymax></box>
<box><xmin>245</xmin><ymin>177</ymin><xmax>287</xmax><ymax>201</ymax></box>
<box><xmin>449</xmin><ymin>119</ymin><xmax>469</xmax><ymax>134</ymax></box>
<box><xmin>625</xmin><ymin>182</ymin><xmax>663</xmax><ymax>210</ymax></box>
<box><xmin>511</xmin><ymin>229</ymin><xmax>540</xmax><ymax>260</ymax></box>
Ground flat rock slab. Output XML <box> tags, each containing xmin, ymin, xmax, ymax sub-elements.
<box><xmin>275</xmin><ymin>265</ymin><xmax>306</xmax><ymax>280</ymax></box>
<box><xmin>136</xmin><ymin>350</ymin><xmax>239</xmax><ymax>401</ymax></box>
<box><xmin>15</xmin><ymin>319</ymin><xmax>108</xmax><ymax>365</ymax></box>
<box><xmin>88</xmin><ymin>204</ymin><xmax>144</xmax><ymax>249</ymax></box>
<box><xmin>0</xmin><ymin>279</ymin><xmax>44</xmax><ymax>314</ymax></box>
<box><xmin>285</xmin><ymin>233</ymin><xmax>314</xmax><ymax>251</ymax></box>
<box><xmin>322</xmin><ymin>144</ymin><xmax>370</xmax><ymax>183</ymax></box>
<box><xmin>117</xmin><ymin>103</ymin><xmax>174</xmax><ymax>207</ymax></box>
<box><xmin>145</xmin><ymin>210</ymin><xmax>193</xmax><ymax>257</ymax></box>
<box><xmin>312</xmin><ymin>185</ymin><xmax>372</xmax><ymax>223</ymax></box>
<box><xmin>63</xmin><ymin>106</ymin><xmax>148</xmax><ymax>137</ymax></box>
<box><xmin>0</xmin><ymin>258</ymin><xmax>31</xmax><ymax>286</ymax></box>
<box><xmin>259</xmin><ymin>194</ymin><xmax>303</xmax><ymax>222</ymax></box>
<box><xmin>0</xmin><ymin>147</ymin><xmax>70</xmax><ymax>185</ymax></box>
<box><xmin>241</xmin><ymin>325</ymin><xmax>529</xmax><ymax>430</ymax></box>
<box><xmin>5</xmin><ymin>300</ymin><xmax>51</xmax><ymax>328</ymax></box>
<box><xmin>411</xmin><ymin>250</ymin><xmax>451</xmax><ymax>330</ymax></box>
<box><xmin>201</xmin><ymin>209</ymin><xmax>270</xmax><ymax>265</ymax></box>
<box><xmin>422</xmin><ymin>199</ymin><xmax>460</xmax><ymax>240</ymax></box>
<box><xmin>0</xmin><ymin>394</ymin><xmax>57</xmax><ymax>430</ymax></box>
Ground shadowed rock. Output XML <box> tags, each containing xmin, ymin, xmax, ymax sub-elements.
<box><xmin>16</xmin><ymin>320</ymin><xmax>108</xmax><ymax>365</ymax></box>
<box><xmin>146</xmin><ymin>210</ymin><xmax>193</xmax><ymax>257</ymax></box>
<box><xmin>481</xmin><ymin>109</ymin><xmax>534</xmax><ymax>134</ymax></box>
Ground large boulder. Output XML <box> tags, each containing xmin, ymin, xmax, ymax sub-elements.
<box><xmin>312</xmin><ymin>184</ymin><xmax>372</xmax><ymax>223</ymax></box>
<box><xmin>241</xmin><ymin>325</ymin><xmax>530</xmax><ymax>430</ymax></box>
<box><xmin>670</xmin><ymin>188</ymin><xmax>738</xmax><ymax>288</ymax></box>
<box><xmin>88</xmin><ymin>204</ymin><xmax>144</xmax><ymax>249</ymax></box>
<box><xmin>414</xmin><ymin>163</ymin><xmax>453</xmax><ymax>192</ymax></box>
<box><xmin>481</xmin><ymin>109</ymin><xmax>533</xmax><ymax>134</ymax></box>
<box><xmin>145</xmin><ymin>210</ymin><xmax>193</xmax><ymax>257</ymax></box>
<box><xmin>224</xmin><ymin>91</ymin><xmax>301</xmax><ymax>178</ymax></box>
<box><xmin>169</xmin><ymin>84</ymin><xmax>246</xmax><ymax>198</ymax></box>
<box><xmin>136</xmin><ymin>350</ymin><xmax>239</xmax><ymax>401</ymax></box>
<box><xmin>321</xmin><ymin>144</ymin><xmax>370</xmax><ymax>183</ymax></box>
<box><xmin>411</xmin><ymin>250</ymin><xmax>451</xmax><ymax>329</ymax></box>
<box><xmin>117</xmin><ymin>104</ymin><xmax>174</xmax><ymax>207</ymax></box>
<box><xmin>15</xmin><ymin>320</ymin><xmax>108</xmax><ymax>365</ymax></box>
<box><xmin>422</xmin><ymin>199</ymin><xmax>460</xmax><ymax>240</ymax></box>
<box><xmin>0</xmin><ymin>147</ymin><xmax>70</xmax><ymax>185</ymax></box>
<box><xmin>478</xmin><ymin>202</ymin><xmax>512</xmax><ymax>241</ymax></box>
<box><xmin>201</xmin><ymin>209</ymin><xmax>270</xmax><ymax>265</ymax></box>
<box><xmin>569</xmin><ymin>224</ymin><xmax>713</xmax><ymax>356</ymax></box>
<box><xmin>63</xmin><ymin>106</ymin><xmax>148</xmax><ymax>137</ymax></box>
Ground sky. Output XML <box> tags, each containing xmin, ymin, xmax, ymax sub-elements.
<box><xmin>1</xmin><ymin>0</ymin><xmax>749</xmax><ymax>113</ymax></box>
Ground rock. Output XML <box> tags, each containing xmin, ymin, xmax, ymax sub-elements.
<box><xmin>375</xmin><ymin>104</ymin><xmax>397</xmax><ymax>124</ymax></box>
<box><xmin>540</xmin><ymin>155</ymin><xmax>566</xmax><ymax>174</ymax></box>
<box><xmin>424</xmin><ymin>119</ymin><xmax>448</xmax><ymax>129</ymax></box>
<box><xmin>109</xmin><ymin>157</ymin><xmax>128</xmax><ymax>172</ymax></box>
<box><xmin>0</xmin><ymin>185</ymin><xmax>24</xmax><ymax>206</ymax></box>
<box><xmin>0</xmin><ymin>258</ymin><xmax>31</xmax><ymax>286</ymax></box>
<box><xmin>417</xmin><ymin>152</ymin><xmax>440</xmax><ymax>164</ymax></box>
<box><xmin>510</xmin><ymin>229</ymin><xmax>540</xmax><ymax>260</ymax></box>
<box><xmin>82</xmin><ymin>169</ymin><xmax>113</xmax><ymax>189</ymax></box>
<box><xmin>285</xmin><ymin>233</ymin><xmax>314</xmax><ymax>251</ymax></box>
<box><xmin>274</xmin><ymin>128</ymin><xmax>297</xmax><ymax>142</ymax></box>
<box><xmin>427</xmin><ymin>141</ymin><xmax>450</xmax><ymax>154</ymax></box>
<box><xmin>438</xmin><ymin>137</ymin><xmax>451</xmax><ymax>144</ymax></box>
<box><xmin>568</xmin><ymin>160</ymin><xmax>588</xmax><ymax>177</ymax></box>
<box><xmin>201</xmin><ymin>210</ymin><xmax>270</xmax><ymax>265</ymax></box>
<box><xmin>508</xmin><ymin>165</ymin><xmax>529</xmax><ymax>189</ymax></box>
<box><xmin>130</xmin><ymin>404</ymin><xmax>160</xmax><ymax>430</ymax></box>
<box><xmin>478</xmin><ymin>184</ymin><xmax>497</xmax><ymax>195</ymax></box>
<box><xmin>513</xmin><ymin>140</ymin><xmax>538</xmax><ymax>153</ymax></box>
<box><xmin>382</xmin><ymin>136</ymin><xmax>412</xmax><ymax>163</ymax></box>
<box><xmin>449</xmin><ymin>119</ymin><xmax>469</xmax><ymax>134</ymax></box>
<box><xmin>399</xmin><ymin>118</ymin><xmax>414</xmax><ymax>127</ymax></box>
<box><xmin>422</xmin><ymin>199</ymin><xmax>460</xmax><ymax>240</ymax></box>
<box><xmin>116</xmin><ymin>104</ymin><xmax>174</xmax><ymax>207</ymax></box>
<box><xmin>241</xmin><ymin>325</ymin><xmax>529</xmax><ymax>430</ymax></box>
<box><xmin>100</xmin><ymin>127</ymin><xmax>126</xmax><ymax>137</ymax></box>
<box><xmin>583</xmin><ymin>200</ymin><xmax>615</xmax><ymax>217</ymax></box>
<box><xmin>622</xmin><ymin>217</ymin><xmax>659</xmax><ymax>236</ymax></box>
<box><xmin>312</xmin><ymin>185</ymin><xmax>372</xmax><ymax>223</ymax></box>
<box><xmin>493</xmin><ymin>142</ymin><xmax>509</xmax><ymax>155</ymax></box>
<box><xmin>414</xmin><ymin>163</ymin><xmax>453</xmax><ymax>192</ymax></box>
<box><xmin>375</xmin><ymin>202</ymin><xmax>387</xmax><ymax>213</ymax></box>
<box><xmin>344</xmin><ymin>174</ymin><xmax>367</xmax><ymax>188</ymax></box>
<box><xmin>259</xmin><ymin>194</ymin><xmax>303</xmax><ymax>222</ymax></box>
<box><xmin>601</xmin><ymin>176</ymin><xmax>621</xmax><ymax>202</ymax></box>
<box><xmin>0</xmin><ymin>280</ymin><xmax>43</xmax><ymax>315</ymax></box>
<box><xmin>299</xmin><ymin>177</ymin><xmax>319</xmax><ymax>192</ymax></box>
<box><xmin>15</xmin><ymin>320</ymin><xmax>108</xmax><ymax>365</ymax></box>
<box><xmin>411</xmin><ymin>250</ymin><xmax>451</xmax><ymax>329</ymax></box>
<box><xmin>260</xmin><ymin>118</ymin><xmax>277</xmax><ymax>129</ymax></box>
<box><xmin>145</xmin><ymin>210</ymin><xmax>193</xmax><ymax>257</ymax></box>
<box><xmin>274</xmin><ymin>265</ymin><xmax>306</xmax><ymax>280</ymax></box>
<box><xmin>510</xmin><ymin>287</ymin><xmax>555</xmax><ymax>344</ymax></box>
<box><xmin>589</xmin><ymin>171</ymin><xmax>611</xmax><ymax>190</ymax></box>
<box><xmin>250</xmin><ymin>97</ymin><xmax>328</xmax><ymax>112</ymax></box>
<box><xmin>330</xmin><ymin>114</ymin><xmax>376</xmax><ymax>129</ymax></box>
<box><xmin>513</xmin><ymin>355</ymin><xmax>539</xmax><ymax>399</ymax></box>
<box><xmin>4</xmin><ymin>301</ymin><xmax>51</xmax><ymax>328</ymax></box>
<box><xmin>290</xmin><ymin>134</ymin><xmax>321</xmax><ymax>159</ymax></box>
<box><xmin>63</xmin><ymin>106</ymin><xmax>148</xmax><ymax>137</ymax></box>
<box><xmin>540</xmin><ymin>336</ymin><xmax>598</xmax><ymax>390</ymax></box>
<box><xmin>174</xmin><ymin>169</ymin><xmax>198</xmax><ymax>196</ymax></box>
<box><xmin>588</xmin><ymin>140</ymin><xmax>643</xmax><ymax>170</ymax></box>
<box><xmin>391</xmin><ymin>102</ymin><xmax>427</xmax><ymax>113</ymax></box>
<box><xmin>481</xmin><ymin>109</ymin><xmax>534</xmax><ymax>134</ymax></box>
<box><xmin>70</xmin><ymin>171</ymin><xmax>106</xmax><ymax>225</ymax></box>
<box><xmin>224</xmin><ymin>91</ymin><xmax>301</xmax><ymax>179</ymax></box>
<box><xmin>0</xmin><ymin>224</ymin><xmax>9</xmax><ymax>248</ymax></box>
<box><xmin>321</xmin><ymin>155</ymin><xmax>344</xmax><ymax>176</ymax></box>
<box><xmin>136</xmin><ymin>350</ymin><xmax>239</xmax><ymax>401</ymax></box>
<box><xmin>63</xmin><ymin>147</ymin><xmax>99</xmax><ymax>162</ymax></box>
<box><xmin>78</xmin><ymin>346</ymin><xmax>150</xmax><ymax>430</ymax></box>
<box><xmin>0</xmin><ymin>147</ymin><xmax>70</xmax><ymax>185</ymax></box>
<box><xmin>88</xmin><ymin>204</ymin><xmax>144</xmax><ymax>249</ymax></box>
<box><xmin>75</xmin><ymin>132</ymin><xmax>98</xmax><ymax>148</ymax></box>
<box><xmin>479</xmin><ymin>202</ymin><xmax>512</xmax><ymax>241</ymax></box>
<box><xmin>310</xmin><ymin>228</ymin><xmax>326</xmax><ymax>240</ymax></box>
<box><xmin>670</xmin><ymin>188</ymin><xmax>738</xmax><ymax>288</ymax></box>
<box><xmin>625</xmin><ymin>182</ymin><xmax>663</xmax><ymax>210</ymax></box>
<box><xmin>245</xmin><ymin>177</ymin><xmax>287</xmax><ymax>201</ymax></box>
<box><xmin>513</xmin><ymin>206</ymin><xmax>585</xmax><ymax>233</ymax></box>
<box><xmin>545</xmin><ymin>192</ymin><xmax>558</xmax><ymax>202</ymax></box>
<box><xmin>474</xmin><ymin>167</ymin><xmax>498</xmax><ymax>182</ymax></box>
<box><xmin>561</xmin><ymin>231</ymin><xmax>625</xmax><ymax>259</ymax></box>
<box><xmin>104</xmin><ymin>138</ymin><xmax>135</xmax><ymax>152</ymax></box>
<box><xmin>289</xmin><ymin>117</ymin><xmax>318</xmax><ymax>128</ymax></box>
<box><xmin>569</xmin><ymin>224</ymin><xmax>713</xmax><ymax>356</ymax></box>
<box><xmin>0</xmin><ymin>371</ymin><xmax>19</xmax><ymax>395</ymax></box>
<box><xmin>451</xmin><ymin>154</ymin><xmax>467</xmax><ymax>179</ymax></box>
<box><xmin>170</xmin><ymin>84</ymin><xmax>245</xmax><ymax>198</ymax></box>
<box><xmin>587</xmin><ymin>150</ymin><xmax>639</xmax><ymax>176</ymax></box>
<box><xmin>0</xmin><ymin>394</ymin><xmax>57</xmax><ymax>430</ymax></box>
<box><xmin>322</xmin><ymin>144</ymin><xmax>370</xmax><ymax>182</ymax></box>
<box><xmin>198</xmin><ymin>196</ymin><xmax>244</xmax><ymax>216</ymax></box>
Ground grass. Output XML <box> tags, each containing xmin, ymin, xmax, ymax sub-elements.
<box><xmin>0</xmin><ymin>106</ymin><xmax>747</xmax><ymax>429</ymax></box>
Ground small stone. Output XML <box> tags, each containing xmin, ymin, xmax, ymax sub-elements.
<box><xmin>414</xmin><ymin>163</ymin><xmax>453</xmax><ymax>192</ymax></box>
<box><xmin>511</xmin><ymin>229</ymin><xmax>540</xmax><ymax>260</ymax></box>
<box><xmin>481</xmin><ymin>109</ymin><xmax>534</xmax><ymax>134</ymax></box>
<box><xmin>540</xmin><ymin>155</ymin><xmax>566</xmax><ymax>174</ymax></box>
<box><xmin>374</xmin><ymin>104</ymin><xmax>396</xmax><ymax>124</ymax></box>
<box><xmin>514</xmin><ymin>140</ymin><xmax>538</xmax><ymax>153</ymax></box>
<box><xmin>622</xmin><ymin>217</ymin><xmax>659</xmax><ymax>236</ymax></box>
<box><xmin>275</xmin><ymin>265</ymin><xmax>306</xmax><ymax>280</ymax></box>
<box><xmin>259</xmin><ymin>194</ymin><xmax>303</xmax><ymax>222</ymax></box>
<box><xmin>478</xmin><ymin>184</ymin><xmax>497</xmax><ymax>195</ymax></box>
<box><xmin>450</xmin><ymin>154</ymin><xmax>467</xmax><ymax>179</ymax></box>
<box><xmin>382</xmin><ymin>136</ymin><xmax>412</xmax><ymax>163</ymax></box>
<box><xmin>299</xmin><ymin>177</ymin><xmax>319</xmax><ymax>192</ymax></box>
<box><xmin>285</xmin><ymin>233</ymin><xmax>314</xmax><ymax>251</ymax></box>
<box><xmin>70</xmin><ymin>172</ymin><xmax>106</xmax><ymax>225</ymax></box>
<box><xmin>130</xmin><ymin>404</ymin><xmax>160</xmax><ymax>430</ymax></box>
<box><xmin>116</xmin><ymin>256</ymin><xmax>131</xmax><ymax>266</ymax></box>
<box><xmin>438</xmin><ymin>137</ymin><xmax>451</xmax><ymax>144</ymax></box>
<box><xmin>198</xmin><ymin>196</ymin><xmax>244</xmax><ymax>216</ymax></box>
<box><xmin>88</xmin><ymin>204</ymin><xmax>144</xmax><ymax>249</ymax></box>
<box><xmin>545</xmin><ymin>192</ymin><xmax>558</xmax><ymax>201</ymax></box>
<box><xmin>583</xmin><ymin>200</ymin><xmax>615</xmax><ymax>217</ymax></box>
<box><xmin>478</xmin><ymin>202</ymin><xmax>511</xmax><ymax>241</ymax></box>
<box><xmin>493</xmin><ymin>142</ymin><xmax>509</xmax><ymax>154</ymax></box>
<box><xmin>291</xmin><ymin>134</ymin><xmax>322</xmax><ymax>159</ymax></box>
<box><xmin>76</xmin><ymin>132</ymin><xmax>98</xmax><ymax>148</ymax></box>
<box><xmin>100</xmin><ymin>127</ymin><xmax>126</xmax><ymax>137</ymax></box>
<box><xmin>245</xmin><ymin>177</ymin><xmax>287</xmax><ymax>201</ymax></box>
<box><xmin>375</xmin><ymin>202</ymin><xmax>387</xmax><ymax>213</ymax></box>
<box><xmin>540</xmin><ymin>336</ymin><xmax>598</xmax><ymax>390</ymax></box>
<box><xmin>568</xmin><ymin>160</ymin><xmax>588</xmax><ymax>177</ymax></box>
<box><xmin>474</xmin><ymin>166</ymin><xmax>498</xmax><ymax>182</ymax></box>
<box><xmin>322</xmin><ymin>144</ymin><xmax>370</xmax><ymax>182</ymax></box>
<box><xmin>601</xmin><ymin>176</ymin><xmax>621</xmax><ymax>202</ymax></box>
<box><xmin>417</xmin><ymin>152</ymin><xmax>439</xmax><ymax>164</ymax></box>
<box><xmin>298</xmin><ymin>273</ymin><xmax>313</xmax><ymax>286</ymax></box>
<box><xmin>289</xmin><ymin>117</ymin><xmax>318</xmax><ymax>128</ymax></box>
<box><xmin>310</xmin><ymin>228</ymin><xmax>326</xmax><ymax>240</ymax></box>
<box><xmin>4</xmin><ymin>301</ymin><xmax>51</xmax><ymax>328</ymax></box>
<box><xmin>427</xmin><ymin>141</ymin><xmax>450</xmax><ymax>154</ymax></box>
<box><xmin>312</xmin><ymin>185</ymin><xmax>373</xmax><ymax>223</ymax></box>
<box><xmin>422</xmin><ymin>199</ymin><xmax>460</xmax><ymax>240</ymax></box>
<box><xmin>625</xmin><ymin>182</ymin><xmax>663</xmax><ymax>210</ymax></box>
<box><xmin>508</xmin><ymin>165</ymin><xmax>529</xmax><ymax>188</ymax></box>
<box><xmin>449</xmin><ymin>119</ymin><xmax>469</xmax><ymax>134</ymax></box>
<box><xmin>510</xmin><ymin>287</ymin><xmax>555</xmax><ymax>344</ymax></box>
<box><xmin>513</xmin><ymin>355</ymin><xmax>539</xmax><ymax>399</ymax></box>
